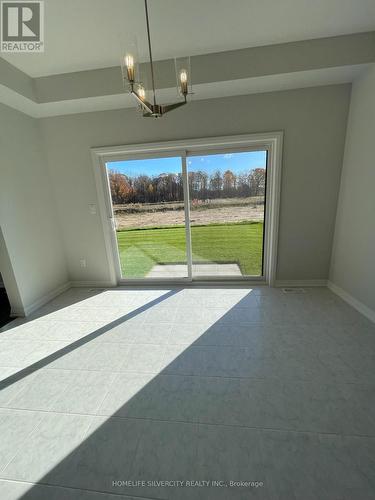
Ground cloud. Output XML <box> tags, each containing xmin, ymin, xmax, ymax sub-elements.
<box><xmin>224</xmin><ymin>153</ymin><xmax>233</xmax><ymax>159</ymax></box>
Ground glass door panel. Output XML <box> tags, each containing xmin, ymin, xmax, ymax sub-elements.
<box><xmin>187</xmin><ymin>150</ymin><xmax>267</xmax><ymax>277</ymax></box>
<box><xmin>106</xmin><ymin>156</ymin><xmax>188</xmax><ymax>278</ymax></box>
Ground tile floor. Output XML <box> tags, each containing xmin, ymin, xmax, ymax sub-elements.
<box><xmin>0</xmin><ymin>286</ymin><xmax>374</xmax><ymax>499</ymax></box>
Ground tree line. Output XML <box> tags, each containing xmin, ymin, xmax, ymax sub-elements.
<box><xmin>109</xmin><ymin>168</ymin><xmax>266</xmax><ymax>205</ymax></box>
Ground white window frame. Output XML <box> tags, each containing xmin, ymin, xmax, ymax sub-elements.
<box><xmin>91</xmin><ymin>132</ymin><xmax>283</xmax><ymax>286</ymax></box>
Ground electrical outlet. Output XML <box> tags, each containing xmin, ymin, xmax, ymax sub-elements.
<box><xmin>80</xmin><ymin>259</ymin><xmax>86</xmax><ymax>268</ymax></box>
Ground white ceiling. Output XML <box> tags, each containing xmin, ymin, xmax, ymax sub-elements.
<box><xmin>2</xmin><ymin>0</ymin><xmax>375</xmax><ymax>77</ymax></box>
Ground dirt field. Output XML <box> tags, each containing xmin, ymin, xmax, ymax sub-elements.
<box><xmin>113</xmin><ymin>196</ymin><xmax>263</xmax><ymax>213</ymax></box>
<box><xmin>114</xmin><ymin>204</ymin><xmax>264</xmax><ymax>229</ymax></box>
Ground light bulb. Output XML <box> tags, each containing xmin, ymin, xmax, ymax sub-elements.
<box><xmin>138</xmin><ymin>85</ymin><xmax>146</xmax><ymax>100</ymax></box>
<box><xmin>179</xmin><ymin>69</ymin><xmax>187</xmax><ymax>83</ymax></box>
<box><xmin>179</xmin><ymin>69</ymin><xmax>188</xmax><ymax>95</ymax></box>
<box><xmin>125</xmin><ymin>54</ymin><xmax>135</xmax><ymax>82</ymax></box>
<box><xmin>125</xmin><ymin>54</ymin><xmax>134</xmax><ymax>69</ymax></box>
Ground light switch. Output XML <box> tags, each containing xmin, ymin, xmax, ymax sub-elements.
<box><xmin>89</xmin><ymin>204</ymin><xmax>97</xmax><ymax>215</ymax></box>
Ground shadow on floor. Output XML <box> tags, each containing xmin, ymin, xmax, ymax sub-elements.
<box><xmin>0</xmin><ymin>289</ymin><xmax>180</xmax><ymax>390</ymax></box>
<box><xmin>1</xmin><ymin>287</ymin><xmax>374</xmax><ymax>500</ymax></box>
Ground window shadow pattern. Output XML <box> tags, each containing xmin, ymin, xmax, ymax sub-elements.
<box><xmin>0</xmin><ymin>287</ymin><xmax>374</xmax><ymax>500</ymax></box>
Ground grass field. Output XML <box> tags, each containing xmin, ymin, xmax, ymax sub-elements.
<box><xmin>116</xmin><ymin>222</ymin><xmax>264</xmax><ymax>278</ymax></box>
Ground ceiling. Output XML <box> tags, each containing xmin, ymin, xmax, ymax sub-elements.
<box><xmin>2</xmin><ymin>0</ymin><xmax>375</xmax><ymax>77</ymax></box>
<box><xmin>1</xmin><ymin>65</ymin><xmax>365</xmax><ymax>118</ymax></box>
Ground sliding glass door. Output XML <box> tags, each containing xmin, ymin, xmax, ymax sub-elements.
<box><xmin>188</xmin><ymin>150</ymin><xmax>267</xmax><ymax>277</ymax></box>
<box><xmin>105</xmin><ymin>148</ymin><xmax>268</xmax><ymax>281</ymax></box>
<box><xmin>106</xmin><ymin>156</ymin><xmax>189</xmax><ymax>279</ymax></box>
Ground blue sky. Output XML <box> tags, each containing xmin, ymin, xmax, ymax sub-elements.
<box><xmin>107</xmin><ymin>150</ymin><xmax>267</xmax><ymax>178</ymax></box>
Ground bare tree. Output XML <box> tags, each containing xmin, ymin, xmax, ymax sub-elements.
<box><xmin>223</xmin><ymin>170</ymin><xmax>236</xmax><ymax>196</ymax></box>
<box><xmin>109</xmin><ymin>166</ymin><xmax>266</xmax><ymax>204</ymax></box>
<box><xmin>249</xmin><ymin>168</ymin><xmax>266</xmax><ymax>196</ymax></box>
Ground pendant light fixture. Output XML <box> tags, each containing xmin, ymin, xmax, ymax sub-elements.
<box><xmin>121</xmin><ymin>0</ymin><xmax>192</xmax><ymax>118</ymax></box>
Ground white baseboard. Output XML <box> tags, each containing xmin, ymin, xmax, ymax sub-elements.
<box><xmin>10</xmin><ymin>281</ymin><xmax>115</xmax><ymax>317</ymax></box>
<box><xmin>10</xmin><ymin>306</ymin><xmax>26</xmax><ymax>318</ymax></box>
<box><xmin>327</xmin><ymin>280</ymin><xmax>375</xmax><ymax>324</ymax></box>
<box><xmin>22</xmin><ymin>281</ymin><xmax>71</xmax><ymax>317</ymax></box>
<box><xmin>11</xmin><ymin>278</ymin><xmax>375</xmax><ymax>326</ymax></box>
<box><xmin>69</xmin><ymin>280</ymin><xmax>115</xmax><ymax>288</ymax></box>
<box><xmin>275</xmin><ymin>279</ymin><xmax>327</xmax><ymax>288</ymax></box>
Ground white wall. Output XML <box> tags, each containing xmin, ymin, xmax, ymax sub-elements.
<box><xmin>0</xmin><ymin>103</ymin><xmax>68</xmax><ymax>315</ymax></box>
<box><xmin>330</xmin><ymin>65</ymin><xmax>375</xmax><ymax>314</ymax></box>
<box><xmin>40</xmin><ymin>85</ymin><xmax>350</xmax><ymax>284</ymax></box>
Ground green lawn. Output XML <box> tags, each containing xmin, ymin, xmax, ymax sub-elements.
<box><xmin>117</xmin><ymin>222</ymin><xmax>264</xmax><ymax>278</ymax></box>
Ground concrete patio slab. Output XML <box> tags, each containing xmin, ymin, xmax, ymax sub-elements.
<box><xmin>146</xmin><ymin>263</ymin><xmax>243</xmax><ymax>277</ymax></box>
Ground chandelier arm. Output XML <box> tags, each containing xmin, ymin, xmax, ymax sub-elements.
<box><xmin>161</xmin><ymin>100</ymin><xmax>187</xmax><ymax>114</ymax></box>
<box><xmin>144</xmin><ymin>0</ymin><xmax>157</xmax><ymax>108</ymax></box>
<box><xmin>130</xmin><ymin>89</ymin><xmax>154</xmax><ymax>115</ymax></box>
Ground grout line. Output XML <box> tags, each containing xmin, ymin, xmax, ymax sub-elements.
<box><xmin>0</xmin><ymin>408</ymin><xmax>50</xmax><ymax>474</ymax></box>
<box><xmin>0</xmin><ymin>371</ymin><xmax>39</xmax><ymax>408</ymax></box>
<box><xmin>1</xmin><ymin>320</ymin><xmax>371</xmax><ymax>336</ymax></box>
<box><xmin>0</xmin><ymin>405</ymin><xmax>375</xmax><ymax>440</ymax></box>
<box><xmin>80</xmin><ymin>411</ymin><xmax>99</xmax><ymax>443</ymax></box>
<box><xmin>0</xmin><ymin>478</ymin><xmax>159</xmax><ymax>500</ymax></box>
<box><xmin>93</xmin><ymin>372</ymin><xmax>118</xmax><ymax>420</ymax></box>
<box><xmin>0</xmin><ymin>409</ymin><xmax>95</xmax><ymax>476</ymax></box>
<box><xmin>0</xmin><ymin>364</ymin><xmax>374</xmax><ymax>387</ymax></box>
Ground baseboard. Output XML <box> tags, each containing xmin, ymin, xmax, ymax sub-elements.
<box><xmin>69</xmin><ymin>280</ymin><xmax>116</xmax><ymax>288</ymax></box>
<box><xmin>10</xmin><ymin>306</ymin><xmax>26</xmax><ymax>318</ymax></box>
<box><xmin>22</xmin><ymin>281</ymin><xmax>71</xmax><ymax>317</ymax></box>
<box><xmin>11</xmin><ymin>280</ymin><xmax>115</xmax><ymax>317</ymax></box>
<box><xmin>327</xmin><ymin>280</ymin><xmax>375</xmax><ymax>324</ymax></box>
<box><xmin>275</xmin><ymin>279</ymin><xmax>328</xmax><ymax>288</ymax></box>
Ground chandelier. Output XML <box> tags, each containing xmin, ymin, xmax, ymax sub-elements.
<box><xmin>121</xmin><ymin>0</ymin><xmax>192</xmax><ymax>118</ymax></box>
